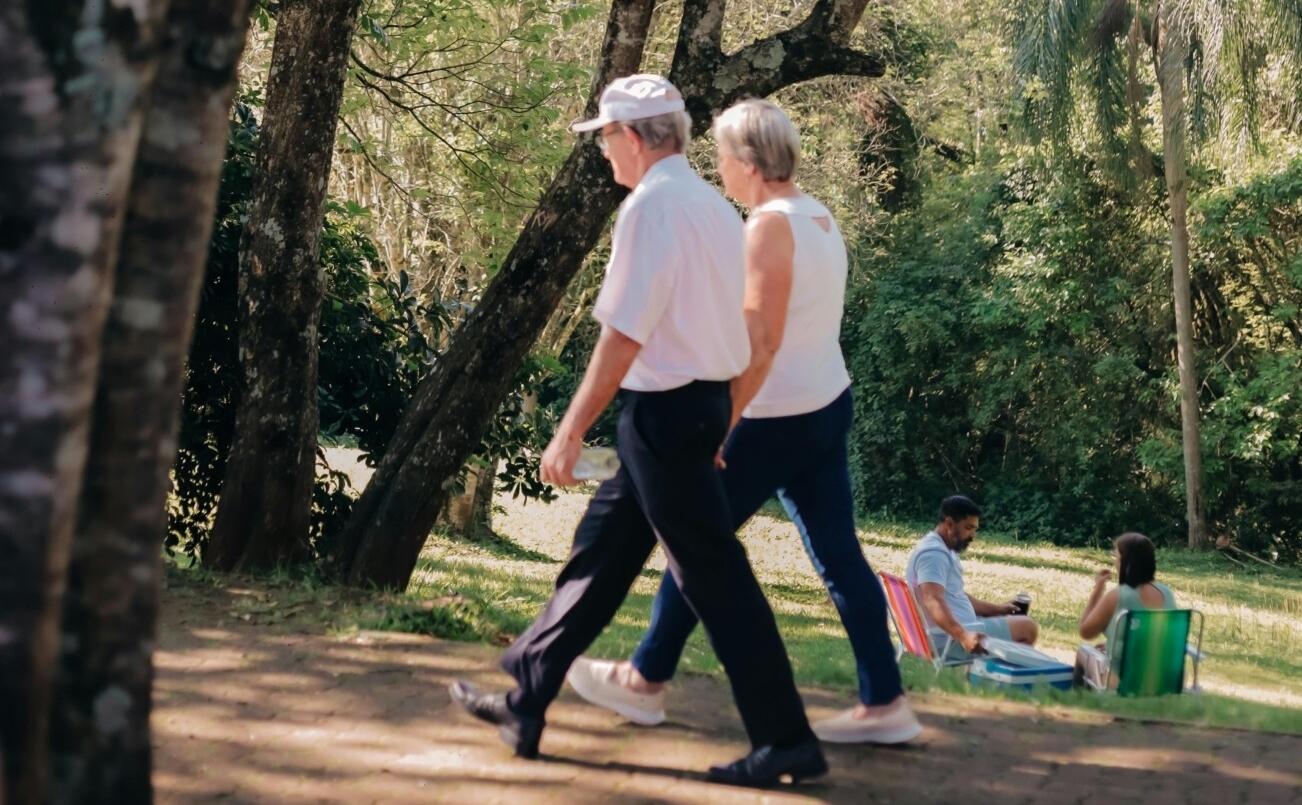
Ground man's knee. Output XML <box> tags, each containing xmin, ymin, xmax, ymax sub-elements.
<box><xmin>1010</xmin><ymin>615</ymin><xmax>1038</xmax><ymax>645</ymax></box>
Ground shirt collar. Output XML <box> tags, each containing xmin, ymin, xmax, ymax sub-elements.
<box><xmin>925</xmin><ymin>530</ymin><xmax>957</xmax><ymax>555</ymax></box>
<box><xmin>637</xmin><ymin>153</ymin><xmax>691</xmax><ymax>189</ymax></box>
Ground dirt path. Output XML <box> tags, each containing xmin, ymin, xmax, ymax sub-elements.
<box><xmin>154</xmin><ymin>576</ymin><xmax>1302</xmax><ymax>805</ymax></box>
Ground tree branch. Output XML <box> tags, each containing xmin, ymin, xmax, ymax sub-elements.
<box><xmin>583</xmin><ymin>0</ymin><xmax>658</xmax><ymax>121</ymax></box>
<box><xmin>674</xmin><ymin>10</ymin><xmax>886</xmax><ymax>135</ymax></box>
<box><xmin>810</xmin><ymin>0</ymin><xmax>872</xmax><ymax>45</ymax></box>
<box><xmin>671</xmin><ymin>0</ymin><xmax>726</xmax><ymax>77</ymax></box>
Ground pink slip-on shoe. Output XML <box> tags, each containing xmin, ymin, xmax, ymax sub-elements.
<box><xmin>811</xmin><ymin>700</ymin><xmax>923</xmax><ymax>744</ymax></box>
<box><xmin>566</xmin><ymin>656</ymin><xmax>666</xmax><ymax>726</ymax></box>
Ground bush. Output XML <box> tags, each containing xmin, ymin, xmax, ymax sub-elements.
<box><xmin>843</xmin><ymin>156</ymin><xmax>1181</xmax><ymax>544</ymax></box>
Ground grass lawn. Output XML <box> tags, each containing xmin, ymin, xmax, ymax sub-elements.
<box><xmin>383</xmin><ymin>486</ymin><xmax>1302</xmax><ymax>735</ymax></box>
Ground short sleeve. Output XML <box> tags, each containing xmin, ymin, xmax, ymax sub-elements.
<box><xmin>592</xmin><ymin>204</ymin><xmax>680</xmax><ymax>344</ymax></box>
<box><xmin>912</xmin><ymin>548</ymin><xmax>950</xmax><ymax>588</ymax></box>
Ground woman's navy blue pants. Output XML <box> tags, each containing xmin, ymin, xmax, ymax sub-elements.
<box><xmin>630</xmin><ymin>387</ymin><xmax>904</xmax><ymax>706</ymax></box>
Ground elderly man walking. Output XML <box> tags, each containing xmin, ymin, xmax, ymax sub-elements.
<box><xmin>449</xmin><ymin>74</ymin><xmax>826</xmax><ymax>787</ymax></box>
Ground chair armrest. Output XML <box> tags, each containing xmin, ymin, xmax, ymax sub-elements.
<box><xmin>1185</xmin><ymin>643</ymin><xmax>1205</xmax><ymax>662</ymax></box>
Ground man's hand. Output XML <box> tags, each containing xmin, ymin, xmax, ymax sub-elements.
<box><xmin>539</xmin><ymin>325</ymin><xmax>641</xmax><ymax>487</ymax></box>
<box><xmin>1000</xmin><ymin>601</ymin><xmax>1021</xmax><ymax>616</ymax></box>
<box><xmin>540</xmin><ymin>430</ymin><xmax>582</xmax><ymax>487</ymax></box>
<box><xmin>959</xmin><ymin>630</ymin><xmax>986</xmax><ymax>654</ymax></box>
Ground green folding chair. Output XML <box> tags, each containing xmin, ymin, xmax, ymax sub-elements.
<box><xmin>1081</xmin><ymin>608</ymin><xmax>1205</xmax><ymax>696</ymax></box>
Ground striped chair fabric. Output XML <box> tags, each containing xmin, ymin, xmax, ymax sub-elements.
<box><xmin>879</xmin><ymin>571</ymin><xmax>935</xmax><ymax>661</ymax></box>
<box><xmin>1115</xmin><ymin>609</ymin><xmax>1203</xmax><ymax>696</ymax></box>
<box><xmin>1082</xmin><ymin>608</ymin><xmax>1205</xmax><ymax>696</ymax></box>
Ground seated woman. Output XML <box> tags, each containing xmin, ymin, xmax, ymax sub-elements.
<box><xmin>1074</xmin><ymin>532</ymin><xmax>1176</xmax><ymax>688</ymax></box>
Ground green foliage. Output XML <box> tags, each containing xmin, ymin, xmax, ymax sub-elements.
<box><xmin>370</xmin><ymin>596</ymin><xmax>504</xmax><ymax>643</ymax></box>
<box><xmin>1191</xmin><ymin>158</ymin><xmax>1302</xmax><ymax>562</ymax></box>
<box><xmin>168</xmin><ymin>98</ymin><xmax>558</xmax><ymax>559</ymax></box>
<box><xmin>844</xmin><ymin>153</ymin><xmax>1184</xmax><ymax>543</ymax></box>
<box><xmin>337</xmin><ymin>0</ymin><xmax>596</xmax><ymax>293</ymax></box>
<box><xmin>170</xmin><ymin>102</ymin><xmax>411</xmax><ymax>557</ymax></box>
<box><xmin>536</xmin><ymin>316</ymin><xmax>620</xmax><ymax>448</ymax></box>
<box><xmin>840</xmin><ymin>147</ymin><xmax>1302</xmax><ymax>557</ymax></box>
<box><xmin>1009</xmin><ymin>0</ymin><xmax>1302</xmax><ymax>168</ymax></box>
<box><xmin>316</xmin><ymin>224</ymin><xmax>452</xmax><ymax>467</ymax></box>
<box><xmin>480</xmin><ymin>354</ymin><xmax>559</xmax><ymax>504</ymax></box>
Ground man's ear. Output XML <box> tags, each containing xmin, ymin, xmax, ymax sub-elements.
<box><xmin>625</xmin><ymin>126</ymin><xmax>644</xmax><ymax>154</ymax></box>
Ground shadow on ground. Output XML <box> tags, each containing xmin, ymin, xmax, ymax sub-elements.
<box><xmin>154</xmin><ymin>578</ymin><xmax>1302</xmax><ymax>805</ymax></box>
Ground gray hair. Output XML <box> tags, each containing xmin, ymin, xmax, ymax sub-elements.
<box><xmin>623</xmin><ymin>110</ymin><xmax>692</xmax><ymax>154</ymax></box>
<box><xmin>712</xmin><ymin>98</ymin><xmax>800</xmax><ymax>182</ymax></box>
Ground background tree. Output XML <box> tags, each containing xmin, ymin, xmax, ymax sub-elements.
<box><xmin>0</xmin><ymin>2</ymin><xmax>171</xmax><ymax>800</ymax></box>
<box><xmin>1010</xmin><ymin>0</ymin><xmax>1302</xmax><ymax>548</ymax></box>
<box><xmin>329</xmin><ymin>0</ymin><xmax>892</xmax><ymax>590</ymax></box>
<box><xmin>1</xmin><ymin>0</ymin><xmax>250</xmax><ymax>800</ymax></box>
<box><xmin>46</xmin><ymin>0</ymin><xmax>253</xmax><ymax>801</ymax></box>
<box><xmin>207</xmin><ymin>0</ymin><xmax>366</xmax><ymax>571</ymax></box>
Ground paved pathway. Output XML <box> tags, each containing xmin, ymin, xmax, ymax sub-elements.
<box><xmin>154</xmin><ymin>580</ymin><xmax>1302</xmax><ymax>805</ymax></box>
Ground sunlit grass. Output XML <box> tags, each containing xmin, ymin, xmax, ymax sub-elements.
<box><xmin>401</xmin><ymin>489</ymin><xmax>1302</xmax><ymax>734</ymax></box>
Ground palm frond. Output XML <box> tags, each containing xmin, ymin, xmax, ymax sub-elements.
<box><xmin>1222</xmin><ymin>0</ymin><xmax>1266</xmax><ymax>151</ymax></box>
<box><xmin>1012</xmin><ymin>0</ymin><xmax>1302</xmax><ymax>169</ymax></box>
<box><xmin>1010</xmin><ymin>0</ymin><xmax>1104</xmax><ymax>141</ymax></box>
<box><xmin>1184</xmin><ymin>30</ymin><xmax>1215</xmax><ymax>151</ymax></box>
<box><xmin>1126</xmin><ymin>14</ymin><xmax>1156</xmax><ymax>179</ymax></box>
<box><xmin>1263</xmin><ymin>0</ymin><xmax>1302</xmax><ymax>127</ymax></box>
<box><xmin>1094</xmin><ymin>0</ymin><xmax>1132</xmax><ymax>46</ymax></box>
<box><xmin>1088</xmin><ymin>6</ymin><xmax>1137</xmax><ymax>175</ymax></box>
<box><xmin>1265</xmin><ymin>0</ymin><xmax>1302</xmax><ymax>57</ymax></box>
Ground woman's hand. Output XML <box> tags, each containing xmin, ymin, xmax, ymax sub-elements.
<box><xmin>1079</xmin><ymin>576</ymin><xmax>1119</xmax><ymax>640</ymax></box>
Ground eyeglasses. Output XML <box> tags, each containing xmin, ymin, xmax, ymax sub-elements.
<box><xmin>595</xmin><ymin>126</ymin><xmax>625</xmax><ymax>154</ymax></box>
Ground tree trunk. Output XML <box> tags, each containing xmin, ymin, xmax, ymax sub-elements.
<box><xmin>206</xmin><ymin>0</ymin><xmax>364</xmax><ymax>571</ymax></box>
<box><xmin>0</xmin><ymin>2</ymin><xmax>169</xmax><ymax>801</ymax></box>
<box><xmin>46</xmin><ymin>1</ymin><xmax>253</xmax><ymax>802</ymax></box>
<box><xmin>331</xmin><ymin>0</ymin><xmax>885</xmax><ymax>590</ymax></box>
<box><xmin>1156</xmin><ymin>3</ymin><xmax>1206</xmax><ymax>549</ymax></box>
<box><xmin>437</xmin><ymin>460</ymin><xmax>495</xmax><ymax>537</ymax></box>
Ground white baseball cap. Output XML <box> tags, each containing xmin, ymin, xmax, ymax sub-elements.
<box><xmin>570</xmin><ymin>74</ymin><xmax>686</xmax><ymax>132</ymax></box>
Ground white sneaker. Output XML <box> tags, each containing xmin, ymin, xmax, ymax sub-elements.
<box><xmin>566</xmin><ymin>657</ymin><xmax>666</xmax><ymax>726</ymax></box>
<box><xmin>811</xmin><ymin>700</ymin><xmax>923</xmax><ymax>744</ymax></box>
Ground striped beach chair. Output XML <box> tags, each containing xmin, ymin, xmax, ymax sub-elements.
<box><xmin>879</xmin><ymin>571</ymin><xmax>975</xmax><ymax>673</ymax></box>
<box><xmin>1080</xmin><ymin>608</ymin><xmax>1205</xmax><ymax>695</ymax></box>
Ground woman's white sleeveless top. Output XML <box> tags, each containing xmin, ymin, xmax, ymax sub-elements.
<box><xmin>744</xmin><ymin>194</ymin><xmax>852</xmax><ymax>419</ymax></box>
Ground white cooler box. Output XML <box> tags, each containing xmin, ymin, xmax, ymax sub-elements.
<box><xmin>968</xmin><ymin>638</ymin><xmax>1074</xmax><ymax>691</ymax></box>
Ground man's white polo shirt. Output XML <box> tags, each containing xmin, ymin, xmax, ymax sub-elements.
<box><xmin>593</xmin><ymin>154</ymin><xmax>750</xmax><ymax>392</ymax></box>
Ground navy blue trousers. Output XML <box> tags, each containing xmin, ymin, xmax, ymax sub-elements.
<box><xmin>630</xmin><ymin>388</ymin><xmax>904</xmax><ymax>707</ymax></box>
<box><xmin>501</xmin><ymin>380</ymin><xmax>813</xmax><ymax>749</ymax></box>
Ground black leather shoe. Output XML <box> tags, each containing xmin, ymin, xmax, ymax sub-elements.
<box><xmin>448</xmin><ymin>681</ymin><xmax>544</xmax><ymax>759</ymax></box>
<box><xmin>706</xmin><ymin>737</ymin><xmax>828</xmax><ymax>787</ymax></box>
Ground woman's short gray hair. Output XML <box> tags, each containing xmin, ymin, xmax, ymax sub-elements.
<box><xmin>624</xmin><ymin>110</ymin><xmax>692</xmax><ymax>153</ymax></box>
<box><xmin>712</xmin><ymin>99</ymin><xmax>800</xmax><ymax>182</ymax></box>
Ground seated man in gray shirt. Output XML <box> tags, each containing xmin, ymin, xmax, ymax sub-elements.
<box><xmin>905</xmin><ymin>495</ymin><xmax>1038</xmax><ymax>659</ymax></box>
